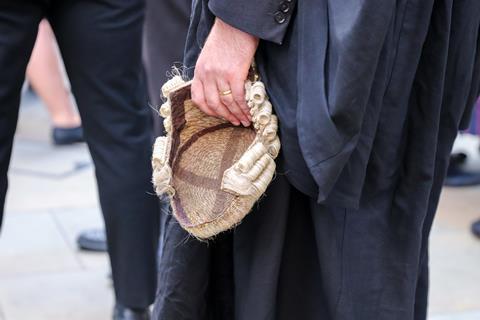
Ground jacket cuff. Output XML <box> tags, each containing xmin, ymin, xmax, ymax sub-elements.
<box><xmin>208</xmin><ymin>0</ymin><xmax>295</xmax><ymax>45</ymax></box>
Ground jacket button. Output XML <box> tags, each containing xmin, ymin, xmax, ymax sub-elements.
<box><xmin>274</xmin><ymin>11</ymin><xmax>286</xmax><ymax>24</ymax></box>
<box><xmin>279</xmin><ymin>2</ymin><xmax>290</xmax><ymax>13</ymax></box>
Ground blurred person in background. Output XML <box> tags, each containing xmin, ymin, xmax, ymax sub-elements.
<box><xmin>153</xmin><ymin>1</ymin><xmax>480</xmax><ymax>319</ymax></box>
<box><xmin>76</xmin><ymin>0</ymin><xmax>192</xmax><ymax>257</ymax></box>
<box><xmin>142</xmin><ymin>0</ymin><xmax>191</xmax><ymax>118</ymax></box>
<box><xmin>441</xmin><ymin>102</ymin><xmax>480</xmax><ymax>238</ymax></box>
<box><xmin>0</xmin><ymin>1</ymin><xmax>159</xmax><ymax>319</ymax></box>
<box><xmin>27</xmin><ymin>19</ymin><xmax>83</xmax><ymax>146</ymax></box>
<box><xmin>444</xmin><ymin>101</ymin><xmax>480</xmax><ymax>187</ymax></box>
<box><xmin>459</xmin><ymin>103</ymin><xmax>480</xmax><ymax>237</ymax></box>
<box><xmin>143</xmin><ymin>0</ymin><xmax>192</xmax><ymax>266</ymax></box>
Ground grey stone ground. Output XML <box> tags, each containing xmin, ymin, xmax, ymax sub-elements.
<box><xmin>0</xmin><ymin>92</ymin><xmax>479</xmax><ymax>319</ymax></box>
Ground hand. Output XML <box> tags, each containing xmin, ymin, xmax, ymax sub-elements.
<box><xmin>192</xmin><ymin>18</ymin><xmax>259</xmax><ymax>127</ymax></box>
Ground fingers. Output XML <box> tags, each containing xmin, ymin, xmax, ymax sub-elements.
<box><xmin>191</xmin><ymin>78</ymin><xmax>216</xmax><ymax>117</ymax></box>
<box><xmin>192</xmin><ymin>73</ymin><xmax>251</xmax><ymax>127</ymax></box>
<box><xmin>189</xmin><ymin>17</ymin><xmax>259</xmax><ymax>126</ymax></box>
<box><xmin>231</xmin><ymin>77</ymin><xmax>252</xmax><ymax>122</ymax></box>
<box><xmin>203</xmin><ymin>79</ymin><xmax>240</xmax><ymax>125</ymax></box>
<box><xmin>218</xmin><ymin>79</ymin><xmax>251</xmax><ymax>127</ymax></box>
<box><xmin>192</xmin><ymin>47</ymin><xmax>252</xmax><ymax>126</ymax></box>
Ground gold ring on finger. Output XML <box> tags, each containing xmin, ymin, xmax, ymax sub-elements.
<box><xmin>219</xmin><ymin>89</ymin><xmax>232</xmax><ymax>96</ymax></box>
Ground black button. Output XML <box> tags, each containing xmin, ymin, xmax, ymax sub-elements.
<box><xmin>274</xmin><ymin>11</ymin><xmax>286</xmax><ymax>24</ymax></box>
<box><xmin>279</xmin><ymin>2</ymin><xmax>290</xmax><ymax>13</ymax></box>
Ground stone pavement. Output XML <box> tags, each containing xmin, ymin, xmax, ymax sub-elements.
<box><xmin>0</xmin><ymin>92</ymin><xmax>111</xmax><ymax>320</ymax></box>
<box><xmin>0</xmin><ymin>92</ymin><xmax>479</xmax><ymax>319</ymax></box>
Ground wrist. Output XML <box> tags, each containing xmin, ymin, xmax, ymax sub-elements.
<box><xmin>214</xmin><ymin>18</ymin><xmax>259</xmax><ymax>49</ymax></box>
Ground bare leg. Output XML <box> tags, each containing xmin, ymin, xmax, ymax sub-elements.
<box><xmin>26</xmin><ymin>19</ymin><xmax>81</xmax><ymax>128</ymax></box>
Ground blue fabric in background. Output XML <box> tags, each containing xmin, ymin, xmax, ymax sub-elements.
<box><xmin>467</xmin><ymin>99</ymin><xmax>479</xmax><ymax>134</ymax></box>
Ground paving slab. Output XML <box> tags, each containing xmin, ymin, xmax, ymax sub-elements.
<box><xmin>5</xmin><ymin>170</ymin><xmax>99</xmax><ymax>213</ymax></box>
<box><xmin>0</xmin><ymin>270</ymin><xmax>113</xmax><ymax>320</ymax></box>
<box><xmin>5</xmin><ymin>91</ymin><xmax>99</xmax><ymax>213</ymax></box>
<box><xmin>430</xmin><ymin>310</ymin><xmax>480</xmax><ymax>320</ymax></box>
<box><xmin>429</xmin><ymin>229</ymin><xmax>480</xmax><ymax>315</ymax></box>
<box><xmin>5</xmin><ymin>134</ymin><xmax>97</xmax><ymax>213</ymax></box>
<box><xmin>9</xmin><ymin>139</ymin><xmax>92</xmax><ymax>177</ymax></box>
<box><xmin>0</xmin><ymin>211</ymin><xmax>80</xmax><ymax>278</ymax></box>
<box><xmin>0</xmin><ymin>93</ymin><xmax>111</xmax><ymax>319</ymax></box>
<box><xmin>51</xmin><ymin>207</ymin><xmax>110</xmax><ymax>270</ymax></box>
<box><xmin>16</xmin><ymin>90</ymin><xmax>51</xmax><ymax>143</ymax></box>
<box><xmin>428</xmin><ymin>186</ymin><xmax>480</xmax><ymax>316</ymax></box>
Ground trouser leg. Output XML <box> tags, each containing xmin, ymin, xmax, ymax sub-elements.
<box><xmin>142</xmin><ymin>0</ymin><xmax>191</xmax><ymax>108</ymax></box>
<box><xmin>0</xmin><ymin>2</ymin><xmax>44</xmax><ymax>229</ymax></box>
<box><xmin>49</xmin><ymin>0</ymin><xmax>159</xmax><ymax>308</ymax></box>
<box><xmin>142</xmin><ymin>0</ymin><xmax>191</xmax><ymax>262</ymax></box>
<box><xmin>142</xmin><ymin>0</ymin><xmax>191</xmax><ymax>187</ymax></box>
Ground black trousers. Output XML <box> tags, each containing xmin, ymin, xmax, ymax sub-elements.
<box><xmin>0</xmin><ymin>0</ymin><xmax>159</xmax><ymax>308</ymax></box>
<box><xmin>142</xmin><ymin>0</ymin><xmax>191</xmax><ymax>135</ymax></box>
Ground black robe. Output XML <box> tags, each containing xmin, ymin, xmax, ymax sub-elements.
<box><xmin>153</xmin><ymin>0</ymin><xmax>480</xmax><ymax>319</ymax></box>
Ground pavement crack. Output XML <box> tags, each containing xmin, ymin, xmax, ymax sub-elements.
<box><xmin>50</xmin><ymin>211</ymin><xmax>87</xmax><ymax>270</ymax></box>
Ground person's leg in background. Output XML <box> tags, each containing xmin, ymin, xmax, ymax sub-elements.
<box><xmin>48</xmin><ymin>1</ymin><xmax>159</xmax><ymax>319</ymax></box>
<box><xmin>0</xmin><ymin>2</ymin><xmax>44</xmax><ymax>229</ymax></box>
<box><xmin>142</xmin><ymin>0</ymin><xmax>191</xmax><ymax>263</ymax></box>
<box><xmin>75</xmin><ymin>0</ymin><xmax>192</xmax><ymax>254</ymax></box>
<box><xmin>26</xmin><ymin>18</ymin><xmax>83</xmax><ymax>146</ymax></box>
<box><xmin>142</xmin><ymin>0</ymin><xmax>191</xmax><ymax>117</ymax></box>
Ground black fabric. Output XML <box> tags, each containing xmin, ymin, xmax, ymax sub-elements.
<box><xmin>208</xmin><ymin>0</ymin><xmax>296</xmax><ymax>45</ymax></box>
<box><xmin>153</xmin><ymin>168</ymin><xmax>447</xmax><ymax>319</ymax></box>
<box><xmin>141</xmin><ymin>0</ymin><xmax>192</xmax><ymax>286</ymax></box>
<box><xmin>153</xmin><ymin>213</ymin><xmax>234</xmax><ymax>320</ymax></box>
<box><xmin>0</xmin><ymin>0</ymin><xmax>159</xmax><ymax>308</ymax></box>
<box><xmin>142</xmin><ymin>0</ymin><xmax>191</xmax><ymax>136</ymax></box>
<box><xmin>187</xmin><ymin>0</ymin><xmax>480</xmax><ymax>208</ymax></box>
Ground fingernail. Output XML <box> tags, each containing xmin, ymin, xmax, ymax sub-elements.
<box><xmin>242</xmin><ymin>121</ymin><xmax>250</xmax><ymax>127</ymax></box>
<box><xmin>233</xmin><ymin>121</ymin><xmax>241</xmax><ymax>126</ymax></box>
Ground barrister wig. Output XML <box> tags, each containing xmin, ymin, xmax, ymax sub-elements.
<box><xmin>152</xmin><ymin>72</ymin><xmax>280</xmax><ymax>239</ymax></box>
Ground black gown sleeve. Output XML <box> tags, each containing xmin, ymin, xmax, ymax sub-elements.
<box><xmin>208</xmin><ymin>0</ymin><xmax>296</xmax><ymax>44</ymax></box>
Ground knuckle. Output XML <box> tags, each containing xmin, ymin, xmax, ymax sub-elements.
<box><xmin>224</xmin><ymin>69</ymin><xmax>236</xmax><ymax>79</ymax></box>
<box><xmin>204</xmin><ymin>96</ymin><xmax>214</xmax><ymax>105</ymax></box>
<box><xmin>203</xmin><ymin>63</ymin><xmax>215</xmax><ymax>75</ymax></box>
<box><xmin>217</xmin><ymin>105</ymin><xmax>228</xmax><ymax>115</ymax></box>
<box><xmin>207</xmin><ymin>101</ymin><xmax>219</xmax><ymax>111</ymax></box>
<box><xmin>220</xmin><ymin>95</ymin><xmax>233</xmax><ymax>105</ymax></box>
<box><xmin>194</xmin><ymin>66</ymin><xmax>205</xmax><ymax>79</ymax></box>
<box><xmin>233</xmin><ymin>94</ymin><xmax>245</xmax><ymax>104</ymax></box>
<box><xmin>232</xmin><ymin>88</ymin><xmax>245</xmax><ymax>103</ymax></box>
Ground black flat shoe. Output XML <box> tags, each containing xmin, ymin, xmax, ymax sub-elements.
<box><xmin>444</xmin><ymin>153</ymin><xmax>480</xmax><ymax>187</ymax></box>
<box><xmin>472</xmin><ymin>219</ymin><xmax>480</xmax><ymax>238</ymax></box>
<box><xmin>113</xmin><ymin>303</ymin><xmax>150</xmax><ymax>320</ymax></box>
<box><xmin>52</xmin><ymin>126</ymin><xmax>84</xmax><ymax>145</ymax></box>
<box><xmin>76</xmin><ymin>228</ymin><xmax>108</xmax><ymax>252</ymax></box>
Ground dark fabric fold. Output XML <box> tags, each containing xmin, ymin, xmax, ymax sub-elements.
<box><xmin>156</xmin><ymin>1</ymin><xmax>480</xmax><ymax>319</ymax></box>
